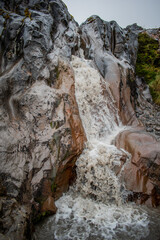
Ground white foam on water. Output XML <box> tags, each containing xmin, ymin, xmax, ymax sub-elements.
<box><xmin>54</xmin><ymin>194</ymin><xmax>149</xmax><ymax>240</ymax></box>
<box><xmin>71</xmin><ymin>56</ymin><xmax>130</xmax><ymax>204</ymax></box>
<box><xmin>71</xmin><ymin>56</ymin><xmax>122</xmax><ymax>142</ymax></box>
<box><xmin>33</xmin><ymin>193</ymin><xmax>149</xmax><ymax>240</ymax></box>
<box><xmin>72</xmin><ymin>143</ymin><xmax>126</xmax><ymax>205</ymax></box>
<box><xmin>33</xmin><ymin>56</ymin><xmax>150</xmax><ymax>240</ymax></box>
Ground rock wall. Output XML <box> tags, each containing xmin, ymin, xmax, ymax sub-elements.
<box><xmin>114</xmin><ymin>129</ymin><xmax>160</xmax><ymax>206</ymax></box>
<box><xmin>0</xmin><ymin>0</ymin><xmax>159</xmax><ymax>239</ymax></box>
<box><xmin>0</xmin><ymin>1</ymin><xmax>86</xmax><ymax>239</ymax></box>
<box><xmin>79</xmin><ymin>16</ymin><xmax>142</xmax><ymax>126</ymax></box>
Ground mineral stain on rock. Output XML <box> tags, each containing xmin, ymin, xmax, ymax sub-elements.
<box><xmin>0</xmin><ymin>0</ymin><xmax>159</xmax><ymax>239</ymax></box>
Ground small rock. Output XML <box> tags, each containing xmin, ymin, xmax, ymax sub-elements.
<box><xmin>155</xmin><ymin>127</ymin><xmax>160</xmax><ymax>132</ymax></box>
<box><xmin>41</xmin><ymin>196</ymin><xmax>57</xmax><ymax>214</ymax></box>
<box><xmin>146</xmin><ymin>128</ymin><xmax>153</xmax><ymax>132</ymax></box>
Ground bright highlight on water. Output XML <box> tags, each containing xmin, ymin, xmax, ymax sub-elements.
<box><xmin>32</xmin><ymin>56</ymin><xmax>154</xmax><ymax>240</ymax></box>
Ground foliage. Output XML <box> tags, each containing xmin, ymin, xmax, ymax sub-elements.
<box><xmin>136</xmin><ymin>32</ymin><xmax>160</xmax><ymax>105</ymax></box>
<box><xmin>70</xmin><ymin>14</ymin><xmax>74</xmax><ymax>20</ymax></box>
<box><xmin>149</xmin><ymin>71</ymin><xmax>160</xmax><ymax>104</ymax></box>
<box><xmin>51</xmin><ymin>181</ymin><xmax>57</xmax><ymax>192</ymax></box>
<box><xmin>55</xmin><ymin>65</ymin><xmax>60</xmax><ymax>79</ymax></box>
<box><xmin>87</xmin><ymin>17</ymin><xmax>95</xmax><ymax>24</ymax></box>
<box><xmin>33</xmin><ymin>210</ymin><xmax>51</xmax><ymax>224</ymax></box>
<box><xmin>24</xmin><ymin>8</ymin><xmax>32</xmax><ymax>19</ymax></box>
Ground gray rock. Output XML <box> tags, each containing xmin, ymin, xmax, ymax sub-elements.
<box><xmin>146</xmin><ymin>128</ymin><xmax>153</xmax><ymax>132</ymax></box>
<box><xmin>155</xmin><ymin>127</ymin><xmax>160</xmax><ymax>132</ymax></box>
<box><xmin>0</xmin><ymin>0</ymin><xmax>85</xmax><ymax>239</ymax></box>
<box><xmin>0</xmin><ymin>0</ymin><xmax>159</xmax><ymax>239</ymax></box>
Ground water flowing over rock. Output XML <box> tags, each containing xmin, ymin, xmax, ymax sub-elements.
<box><xmin>71</xmin><ymin>56</ymin><xmax>129</xmax><ymax>205</ymax></box>
<box><xmin>0</xmin><ymin>0</ymin><xmax>160</xmax><ymax>239</ymax></box>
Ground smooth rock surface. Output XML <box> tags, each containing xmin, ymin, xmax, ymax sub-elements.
<box><xmin>114</xmin><ymin>129</ymin><xmax>160</xmax><ymax>206</ymax></box>
<box><xmin>80</xmin><ymin>16</ymin><xmax>142</xmax><ymax>126</ymax></box>
<box><xmin>0</xmin><ymin>0</ymin><xmax>159</xmax><ymax>239</ymax></box>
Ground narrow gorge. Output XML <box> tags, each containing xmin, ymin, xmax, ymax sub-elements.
<box><xmin>0</xmin><ymin>0</ymin><xmax>159</xmax><ymax>239</ymax></box>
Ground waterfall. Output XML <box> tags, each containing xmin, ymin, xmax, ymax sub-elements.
<box><xmin>71</xmin><ymin>56</ymin><xmax>127</xmax><ymax>205</ymax></box>
<box><xmin>72</xmin><ymin>56</ymin><xmax>121</xmax><ymax>142</ymax></box>
<box><xmin>33</xmin><ymin>56</ymin><xmax>150</xmax><ymax>240</ymax></box>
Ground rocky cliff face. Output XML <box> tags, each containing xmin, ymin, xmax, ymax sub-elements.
<box><xmin>79</xmin><ymin>16</ymin><xmax>160</xmax><ymax>207</ymax></box>
<box><xmin>0</xmin><ymin>0</ymin><xmax>159</xmax><ymax>239</ymax></box>
<box><xmin>0</xmin><ymin>1</ymin><xmax>86</xmax><ymax>239</ymax></box>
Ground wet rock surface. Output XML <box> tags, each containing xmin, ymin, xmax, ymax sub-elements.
<box><xmin>79</xmin><ymin>15</ymin><xmax>160</xmax><ymax>208</ymax></box>
<box><xmin>79</xmin><ymin>16</ymin><xmax>142</xmax><ymax>126</ymax></box>
<box><xmin>134</xmin><ymin>77</ymin><xmax>160</xmax><ymax>140</ymax></box>
<box><xmin>0</xmin><ymin>0</ymin><xmax>159</xmax><ymax>239</ymax></box>
<box><xmin>0</xmin><ymin>0</ymin><xmax>85</xmax><ymax>239</ymax></box>
<box><xmin>115</xmin><ymin>129</ymin><xmax>160</xmax><ymax>206</ymax></box>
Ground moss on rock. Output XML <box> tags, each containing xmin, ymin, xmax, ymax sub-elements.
<box><xmin>136</xmin><ymin>32</ymin><xmax>160</xmax><ymax>105</ymax></box>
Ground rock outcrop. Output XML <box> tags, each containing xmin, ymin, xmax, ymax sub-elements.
<box><xmin>114</xmin><ymin>129</ymin><xmax>160</xmax><ymax>206</ymax></box>
<box><xmin>79</xmin><ymin>16</ymin><xmax>142</xmax><ymax>126</ymax></box>
<box><xmin>0</xmin><ymin>0</ymin><xmax>159</xmax><ymax>239</ymax></box>
<box><xmin>0</xmin><ymin>1</ymin><xmax>86</xmax><ymax>239</ymax></box>
<box><xmin>79</xmin><ymin>16</ymin><xmax>160</xmax><ymax>207</ymax></box>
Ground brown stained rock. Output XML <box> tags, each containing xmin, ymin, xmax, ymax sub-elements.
<box><xmin>0</xmin><ymin>58</ymin><xmax>86</xmax><ymax>237</ymax></box>
<box><xmin>28</xmin><ymin>60</ymin><xmax>87</xmax><ymax>215</ymax></box>
<box><xmin>41</xmin><ymin>196</ymin><xmax>57</xmax><ymax>214</ymax></box>
<box><xmin>54</xmin><ymin>157</ymin><xmax>77</xmax><ymax>200</ymax></box>
<box><xmin>106</xmin><ymin>61</ymin><xmax>141</xmax><ymax>127</ymax></box>
<box><xmin>52</xmin><ymin>60</ymin><xmax>86</xmax><ymax>200</ymax></box>
<box><xmin>114</xmin><ymin>128</ymin><xmax>160</xmax><ymax>206</ymax></box>
<box><xmin>41</xmin><ymin>179</ymin><xmax>53</xmax><ymax>199</ymax></box>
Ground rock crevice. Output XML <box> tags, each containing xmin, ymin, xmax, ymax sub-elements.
<box><xmin>0</xmin><ymin>0</ymin><xmax>159</xmax><ymax>239</ymax></box>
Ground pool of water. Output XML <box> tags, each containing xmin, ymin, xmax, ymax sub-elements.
<box><xmin>32</xmin><ymin>193</ymin><xmax>160</xmax><ymax>240</ymax></box>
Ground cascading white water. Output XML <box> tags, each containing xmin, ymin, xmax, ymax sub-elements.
<box><xmin>72</xmin><ymin>56</ymin><xmax>121</xmax><ymax>141</ymax></box>
<box><xmin>33</xmin><ymin>56</ymin><xmax>150</xmax><ymax>240</ymax></box>
<box><xmin>71</xmin><ymin>56</ymin><xmax>128</xmax><ymax>204</ymax></box>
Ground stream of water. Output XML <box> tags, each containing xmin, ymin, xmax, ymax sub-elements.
<box><xmin>32</xmin><ymin>56</ymin><xmax>160</xmax><ymax>240</ymax></box>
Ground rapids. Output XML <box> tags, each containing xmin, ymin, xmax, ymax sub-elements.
<box><xmin>32</xmin><ymin>56</ymin><xmax>159</xmax><ymax>240</ymax></box>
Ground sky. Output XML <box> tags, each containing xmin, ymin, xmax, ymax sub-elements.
<box><xmin>63</xmin><ymin>0</ymin><xmax>160</xmax><ymax>29</ymax></box>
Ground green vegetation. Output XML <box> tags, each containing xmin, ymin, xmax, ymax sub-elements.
<box><xmin>63</xmin><ymin>2</ymin><xmax>68</xmax><ymax>9</ymax></box>
<box><xmin>70</xmin><ymin>14</ymin><xmax>74</xmax><ymax>20</ymax></box>
<box><xmin>24</xmin><ymin>8</ymin><xmax>32</xmax><ymax>19</ymax></box>
<box><xmin>51</xmin><ymin>181</ymin><xmax>57</xmax><ymax>192</ymax></box>
<box><xmin>33</xmin><ymin>210</ymin><xmax>51</xmax><ymax>224</ymax></box>
<box><xmin>55</xmin><ymin>65</ymin><xmax>60</xmax><ymax>79</ymax></box>
<box><xmin>0</xmin><ymin>9</ymin><xmax>10</xmax><ymax>27</ymax></box>
<box><xmin>87</xmin><ymin>16</ymin><xmax>95</xmax><ymax>24</ymax></box>
<box><xmin>136</xmin><ymin>32</ymin><xmax>160</xmax><ymax>105</ymax></box>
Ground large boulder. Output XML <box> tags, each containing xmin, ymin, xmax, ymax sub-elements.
<box><xmin>114</xmin><ymin>128</ymin><xmax>160</xmax><ymax>206</ymax></box>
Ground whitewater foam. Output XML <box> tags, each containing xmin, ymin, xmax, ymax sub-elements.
<box><xmin>33</xmin><ymin>56</ymin><xmax>150</xmax><ymax>240</ymax></box>
<box><xmin>33</xmin><ymin>193</ymin><xmax>149</xmax><ymax>240</ymax></box>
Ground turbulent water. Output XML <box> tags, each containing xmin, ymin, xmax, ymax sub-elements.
<box><xmin>71</xmin><ymin>56</ymin><xmax>128</xmax><ymax>204</ymax></box>
<box><xmin>33</xmin><ymin>56</ymin><xmax>160</xmax><ymax>240</ymax></box>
